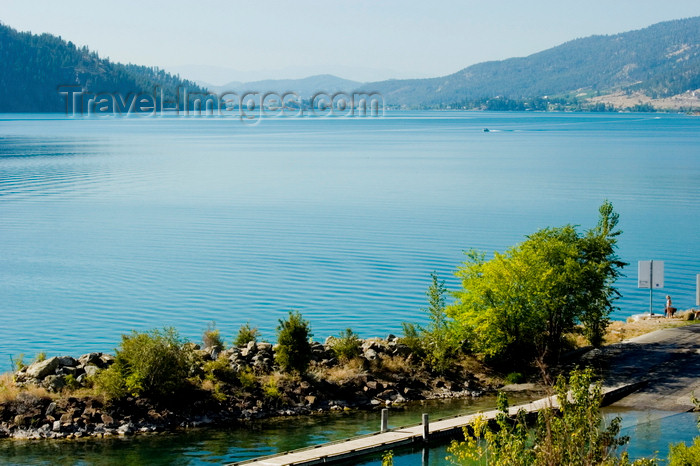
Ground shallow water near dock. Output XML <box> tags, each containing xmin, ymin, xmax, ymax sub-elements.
<box><xmin>0</xmin><ymin>396</ymin><xmax>510</xmax><ymax>464</ymax></box>
<box><xmin>0</xmin><ymin>398</ymin><xmax>696</xmax><ymax>464</ymax></box>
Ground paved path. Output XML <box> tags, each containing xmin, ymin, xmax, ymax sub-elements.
<box><xmin>589</xmin><ymin>324</ymin><xmax>700</xmax><ymax>411</ymax></box>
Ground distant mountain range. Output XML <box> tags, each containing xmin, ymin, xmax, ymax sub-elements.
<box><xmin>206</xmin><ymin>75</ymin><xmax>362</xmax><ymax>97</ymax></box>
<box><xmin>365</xmin><ymin>16</ymin><xmax>700</xmax><ymax>110</ymax></box>
<box><xmin>1</xmin><ymin>17</ymin><xmax>698</xmax><ymax>112</ymax></box>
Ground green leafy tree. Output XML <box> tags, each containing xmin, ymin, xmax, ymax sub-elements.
<box><xmin>275</xmin><ymin>311</ymin><xmax>313</xmax><ymax>373</ymax></box>
<box><xmin>421</xmin><ymin>272</ymin><xmax>459</xmax><ymax>372</ymax></box>
<box><xmin>448</xmin><ymin>202</ymin><xmax>625</xmax><ymax>363</ymax></box>
<box><xmin>578</xmin><ymin>201</ymin><xmax>626</xmax><ymax>346</ymax></box>
<box><xmin>400</xmin><ymin>273</ymin><xmax>459</xmax><ymax>372</ymax></box>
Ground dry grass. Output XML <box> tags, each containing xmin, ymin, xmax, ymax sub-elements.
<box><xmin>377</xmin><ymin>355</ymin><xmax>413</xmax><ymax>375</ymax></box>
<box><xmin>604</xmin><ymin>316</ymin><xmax>699</xmax><ymax>344</ymax></box>
<box><xmin>0</xmin><ymin>372</ymin><xmax>54</xmax><ymax>404</ymax></box>
<box><xmin>321</xmin><ymin>358</ymin><xmax>366</xmax><ymax>384</ymax></box>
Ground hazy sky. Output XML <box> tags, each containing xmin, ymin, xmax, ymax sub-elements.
<box><xmin>2</xmin><ymin>0</ymin><xmax>699</xmax><ymax>83</ymax></box>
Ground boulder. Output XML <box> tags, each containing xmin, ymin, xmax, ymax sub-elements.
<box><xmin>43</xmin><ymin>375</ymin><xmax>66</xmax><ymax>392</ymax></box>
<box><xmin>257</xmin><ymin>342</ymin><xmax>273</xmax><ymax>353</ymax></box>
<box><xmin>117</xmin><ymin>422</ymin><xmax>135</xmax><ymax>435</ymax></box>
<box><xmin>45</xmin><ymin>402</ymin><xmax>57</xmax><ymax>417</ymax></box>
<box><xmin>26</xmin><ymin>357</ymin><xmax>59</xmax><ymax>379</ymax></box>
<box><xmin>78</xmin><ymin>353</ymin><xmax>101</xmax><ymax>367</ymax></box>
<box><xmin>240</xmin><ymin>341</ymin><xmax>257</xmax><ymax>358</ymax></box>
<box><xmin>83</xmin><ymin>365</ymin><xmax>101</xmax><ymax>378</ymax></box>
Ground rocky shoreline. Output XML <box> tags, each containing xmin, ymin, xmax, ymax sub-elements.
<box><xmin>0</xmin><ymin>335</ymin><xmax>491</xmax><ymax>440</ymax></box>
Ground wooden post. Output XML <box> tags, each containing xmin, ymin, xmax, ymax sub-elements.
<box><xmin>381</xmin><ymin>408</ymin><xmax>388</xmax><ymax>432</ymax></box>
<box><xmin>422</xmin><ymin>413</ymin><xmax>429</xmax><ymax>442</ymax></box>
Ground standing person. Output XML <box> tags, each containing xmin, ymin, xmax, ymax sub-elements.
<box><xmin>665</xmin><ymin>295</ymin><xmax>676</xmax><ymax>317</ymax></box>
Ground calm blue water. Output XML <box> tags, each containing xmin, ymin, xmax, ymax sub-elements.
<box><xmin>1</xmin><ymin>112</ymin><xmax>699</xmax><ymax>368</ymax></box>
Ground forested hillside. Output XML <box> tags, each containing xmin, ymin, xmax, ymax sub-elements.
<box><xmin>369</xmin><ymin>17</ymin><xmax>700</xmax><ymax>109</ymax></box>
<box><xmin>0</xmin><ymin>23</ymin><xmax>205</xmax><ymax>112</ymax></box>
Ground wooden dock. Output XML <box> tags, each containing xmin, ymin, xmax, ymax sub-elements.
<box><xmin>231</xmin><ymin>384</ymin><xmax>638</xmax><ymax>466</ymax></box>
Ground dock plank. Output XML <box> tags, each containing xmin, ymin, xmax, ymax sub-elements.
<box><xmin>232</xmin><ymin>386</ymin><xmax>636</xmax><ymax>466</ymax></box>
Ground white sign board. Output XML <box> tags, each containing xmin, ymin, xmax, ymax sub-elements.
<box><xmin>638</xmin><ymin>260</ymin><xmax>664</xmax><ymax>289</ymax></box>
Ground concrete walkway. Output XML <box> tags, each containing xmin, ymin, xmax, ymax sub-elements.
<box><xmin>589</xmin><ymin>324</ymin><xmax>700</xmax><ymax>412</ymax></box>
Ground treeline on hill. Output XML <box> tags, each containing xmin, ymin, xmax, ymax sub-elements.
<box><xmin>0</xmin><ymin>23</ymin><xmax>207</xmax><ymax>112</ymax></box>
<box><xmin>372</xmin><ymin>17</ymin><xmax>700</xmax><ymax>108</ymax></box>
<box><xmin>443</xmin><ymin>96</ymin><xmax>654</xmax><ymax>113</ymax></box>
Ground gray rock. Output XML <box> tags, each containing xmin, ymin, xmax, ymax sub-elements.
<box><xmin>58</xmin><ymin>356</ymin><xmax>78</xmax><ymax>367</ymax></box>
<box><xmin>26</xmin><ymin>357</ymin><xmax>60</xmax><ymax>379</ymax></box>
<box><xmin>52</xmin><ymin>420</ymin><xmax>62</xmax><ymax>432</ymax></box>
<box><xmin>363</xmin><ymin>349</ymin><xmax>378</xmax><ymax>360</ymax></box>
<box><xmin>257</xmin><ymin>342</ymin><xmax>273</xmax><ymax>352</ymax></box>
<box><xmin>78</xmin><ymin>353</ymin><xmax>103</xmax><ymax>367</ymax></box>
<box><xmin>45</xmin><ymin>402</ymin><xmax>57</xmax><ymax>417</ymax></box>
<box><xmin>117</xmin><ymin>422</ymin><xmax>135</xmax><ymax>435</ymax></box>
<box><xmin>57</xmin><ymin>366</ymin><xmax>80</xmax><ymax>377</ymax></box>
<box><xmin>100</xmin><ymin>354</ymin><xmax>115</xmax><ymax>366</ymax></box>
<box><xmin>241</xmin><ymin>341</ymin><xmax>257</xmax><ymax>358</ymax></box>
<box><xmin>83</xmin><ymin>365</ymin><xmax>101</xmax><ymax>378</ymax></box>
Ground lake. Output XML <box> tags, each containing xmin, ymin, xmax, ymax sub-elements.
<box><xmin>1</xmin><ymin>111</ymin><xmax>699</xmax><ymax>369</ymax></box>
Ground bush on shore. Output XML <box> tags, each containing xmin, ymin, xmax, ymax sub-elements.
<box><xmin>233</xmin><ymin>322</ymin><xmax>261</xmax><ymax>348</ymax></box>
<box><xmin>95</xmin><ymin>327</ymin><xmax>194</xmax><ymax>400</ymax></box>
<box><xmin>327</xmin><ymin>328</ymin><xmax>362</xmax><ymax>362</ymax></box>
<box><xmin>275</xmin><ymin>311</ymin><xmax>313</xmax><ymax>373</ymax></box>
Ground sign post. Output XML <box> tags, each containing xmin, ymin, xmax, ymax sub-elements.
<box><xmin>638</xmin><ymin>260</ymin><xmax>664</xmax><ymax>315</ymax></box>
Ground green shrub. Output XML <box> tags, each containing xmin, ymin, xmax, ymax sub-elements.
<box><xmin>11</xmin><ymin>354</ymin><xmax>26</xmax><ymax>372</ymax></box>
<box><xmin>668</xmin><ymin>437</ymin><xmax>700</xmax><ymax>466</ymax></box>
<box><xmin>64</xmin><ymin>374</ymin><xmax>81</xmax><ymax>391</ymax></box>
<box><xmin>95</xmin><ymin>327</ymin><xmax>194</xmax><ymax>400</ymax></box>
<box><xmin>234</xmin><ymin>322</ymin><xmax>261</xmax><ymax>347</ymax></box>
<box><xmin>237</xmin><ymin>367</ymin><xmax>256</xmax><ymax>391</ymax></box>
<box><xmin>400</xmin><ymin>322</ymin><xmax>425</xmax><ymax>358</ymax></box>
<box><xmin>505</xmin><ymin>372</ymin><xmax>525</xmax><ymax>384</ymax></box>
<box><xmin>202</xmin><ymin>357</ymin><xmax>237</xmax><ymax>385</ymax></box>
<box><xmin>329</xmin><ymin>328</ymin><xmax>362</xmax><ymax>362</ymax></box>
<box><xmin>381</xmin><ymin>450</ymin><xmax>394</xmax><ymax>466</ymax></box>
<box><xmin>448</xmin><ymin>368</ymin><xmax>633</xmax><ymax>465</ymax></box>
<box><xmin>202</xmin><ymin>322</ymin><xmax>224</xmax><ymax>350</ymax></box>
<box><xmin>275</xmin><ymin>311</ymin><xmax>312</xmax><ymax>373</ymax></box>
<box><xmin>33</xmin><ymin>352</ymin><xmax>46</xmax><ymax>363</ymax></box>
<box><xmin>263</xmin><ymin>378</ymin><xmax>280</xmax><ymax>400</ymax></box>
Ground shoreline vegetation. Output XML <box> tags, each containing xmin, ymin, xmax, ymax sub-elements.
<box><xmin>0</xmin><ymin>315</ymin><xmax>697</xmax><ymax>442</ymax></box>
<box><xmin>2</xmin><ymin>201</ymin><xmax>699</xmax><ymax>451</ymax></box>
